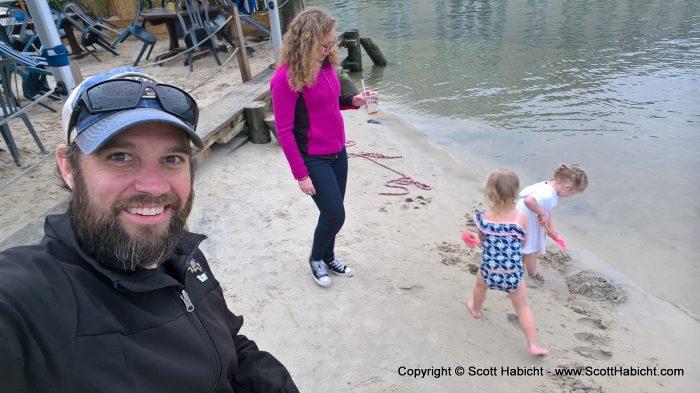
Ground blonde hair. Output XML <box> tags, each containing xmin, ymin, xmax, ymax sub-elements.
<box><xmin>484</xmin><ymin>168</ymin><xmax>520</xmax><ymax>208</ymax></box>
<box><xmin>553</xmin><ymin>164</ymin><xmax>588</xmax><ymax>192</ymax></box>
<box><xmin>279</xmin><ymin>7</ymin><xmax>340</xmax><ymax>91</ymax></box>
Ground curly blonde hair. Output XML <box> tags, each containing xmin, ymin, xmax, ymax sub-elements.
<box><xmin>279</xmin><ymin>7</ymin><xmax>340</xmax><ymax>91</ymax></box>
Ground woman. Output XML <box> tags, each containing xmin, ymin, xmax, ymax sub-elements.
<box><xmin>270</xmin><ymin>7</ymin><xmax>368</xmax><ymax>287</ymax></box>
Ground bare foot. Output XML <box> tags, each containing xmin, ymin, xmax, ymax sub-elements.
<box><xmin>529</xmin><ymin>272</ymin><xmax>545</xmax><ymax>282</ymax></box>
<box><xmin>466</xmin><ymin>299</ymin><xmax>481</xmax><ymax>318</ymax></box>
<box><xmin>529</xmin><ymin>344</ymin><xmax>549</xmax><ymax>357</ymax></box>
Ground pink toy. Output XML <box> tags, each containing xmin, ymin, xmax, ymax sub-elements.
<box><xmin>543</xmin><ymin>222</ymin><xmax>567</xmax><ymax>251</ymax></box>
<box><xmin>461</xmin><ymin>230</ymin><xmax>481</xmax><ymax>247</ymax></box>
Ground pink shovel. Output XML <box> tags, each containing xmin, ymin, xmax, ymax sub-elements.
<box><xmin>461</xmin><ymin>230</ymin><xmax>481</xmax><ymax>248</ymax></box>
<box><xmin>543</xmin><ymin>223</ymin><xmax>567</xmax><ymax>251</ymax></box>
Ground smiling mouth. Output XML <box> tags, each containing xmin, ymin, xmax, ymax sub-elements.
<box><xmin>127</xmin><ymin>206</ymin><xmax>166</xmax><ymax>216</ymax></box>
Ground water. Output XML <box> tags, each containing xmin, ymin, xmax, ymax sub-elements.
<box><xmin>308</xmin><ymin>0</ymin><xmax>700</xmax><ymax>317</ymax></box>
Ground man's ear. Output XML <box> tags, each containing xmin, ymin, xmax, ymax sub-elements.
<box><xmin>56</xmin><ymin>144</ymin><xmax>75</xmax><ymax>190</ymax></box>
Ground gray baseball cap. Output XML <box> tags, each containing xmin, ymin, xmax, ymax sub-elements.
<box><xmin>61</xmin><ymin>67</ymin><xmax>204</xmax><ymax>154</ymax></box>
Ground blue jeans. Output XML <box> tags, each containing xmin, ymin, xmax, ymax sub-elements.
<box><xmin>304</xmin><ymin>148</ymin><xmax>348</xmax><ymax>262</ymax></box>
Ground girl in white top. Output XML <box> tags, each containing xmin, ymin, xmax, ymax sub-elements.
<box><xmin>516</xmin><ymin>164</ymin><xmax>588</xmax><ymax>278</ymax></box>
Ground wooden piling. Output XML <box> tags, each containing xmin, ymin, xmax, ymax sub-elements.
<box><xmin>281</xmin><ymin>0</ymin><xmax>305</xmax><ymax>33</ymax></box>
<box><xmin>226</xmin><ymin>3</ymin><xmax>252</xmax><ymax>82</ymax></box>
<box><xmin>340</xmin><ymin>29</ymin><xmax>362</xmax><ymax>72</ymax></box>
<box><xmin>360</xmin><ymin>37</ymin><xmax>387</xmax><ymax>67</ymax></box>
<box><xmin>245</xmin><ymin>101</ymin><xmax>270</xmax><ymax>144</ymax></box>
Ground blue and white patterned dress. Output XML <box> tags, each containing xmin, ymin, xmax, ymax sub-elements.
<box><xmin>474</xmin><ymin>211</ymin><xmax>526</xmax><ymax>293</ymax></box>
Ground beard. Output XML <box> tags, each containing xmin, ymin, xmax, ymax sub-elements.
<box><xmin>70</xmin><ymin>168</ymin><xmax>194</xmax><ymax>273</ymax></box>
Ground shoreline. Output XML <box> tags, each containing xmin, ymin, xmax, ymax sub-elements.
<box><xmin>377</xmin><ymin>103</ymin><xmax>700</xmax><ymax>322</ymax></box>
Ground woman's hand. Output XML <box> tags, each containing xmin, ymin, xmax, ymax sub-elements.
<box><xmin>352</xmin><ymin>90</ymin><xmax>377</xmax><ymax>107</ymax></box>
<box><xmin>298</xmin><ymin>176</ymin><xmax>316</xmax><ymax>196</ymax></box>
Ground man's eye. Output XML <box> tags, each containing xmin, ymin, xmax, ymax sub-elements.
<box><xmin>110</xmin><ymin>152</ymin><xmax>132</xmax><ymax>162</ymax></box>
<box><xmin>164</xmin><ymin>155</ymin><xmax>185</xmax><ymax>165</ymax></box>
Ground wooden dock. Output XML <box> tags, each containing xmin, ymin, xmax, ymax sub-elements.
<box><xmin>194</xmin><ymin>65</ymin><xmax>274</xmax><ymax>159</ymax></box>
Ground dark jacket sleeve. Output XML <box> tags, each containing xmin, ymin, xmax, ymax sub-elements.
<box><xmin>224</xmin><ymin>310</ymin><xmax>299</xmax><ymax>392</ymax></box>
<box><xmin>0</xmin><ymin>298</ymin><xmax>26</xmax><ymax>392</ymax></box>
<box><xmin>339</xmin><ymin>94</ymin><xmax>359</xmax><ymax>110</ymax></box>
<box><xmin>232</xmin><ymin>333</ymin><xmax>299</xmax><ymax>392</ymax></box>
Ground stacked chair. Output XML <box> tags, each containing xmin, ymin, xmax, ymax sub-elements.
<box><xmin>0</xmin><ymin>58</ymin><xmax>47</xmax><ymax>166</ymax></box>
<box><xmin>175</xmin><ymin>0</ymin><xmax>222</xmax><ymax>72</ymax></box>
<box><xmin>62</xmin><ymin>0</ymin><xmax>156</xmax><ymax>65</ymax></box>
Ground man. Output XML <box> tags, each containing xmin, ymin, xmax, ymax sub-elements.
<box><xmin>0</xmin><ymin>68</ymin><xmax>299</xmax><ymax>392</ymax></box>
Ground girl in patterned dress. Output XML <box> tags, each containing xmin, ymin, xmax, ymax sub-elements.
<box><xmin>464</xmin><ymin>169</ymin><xmax>549</xmax><ymax>356</ymax></box>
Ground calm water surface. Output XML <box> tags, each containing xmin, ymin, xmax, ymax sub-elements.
<box><xmin>308</xmin><ymin>0</ymin><xmax>700</xmax><ymax>317</ymax></box>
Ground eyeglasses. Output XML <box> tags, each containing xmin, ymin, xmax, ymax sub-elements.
<box><xmin>321</xmin><ymin>41</ymin><xmax>335</xmax><ymax>52</ymax></box>
<box><xmin>69</xmin><ymin>78</ymin><xmax>199</xmax><ymax>133</ymax></box>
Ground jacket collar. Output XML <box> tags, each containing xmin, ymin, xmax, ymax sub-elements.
<box><xmin>43</xmin><ymin>212</ymin><xmax>207</xmax><ymax>292</ymax></box>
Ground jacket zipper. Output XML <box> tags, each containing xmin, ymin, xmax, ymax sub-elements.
<box><xmin>175</xmin><ymin>244</ymin><xmax>222</xmax><ymax>393</ymax></box>
<box><xmin>322</xmin><ymin>68</ymin><xmax>344</xmax><ymax>148</ymax></box>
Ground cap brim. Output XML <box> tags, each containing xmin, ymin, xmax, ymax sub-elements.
<box><xmin>74</xmin><ymin>108</ymin><xmax>204</xmax><ymax>154</ymax></box>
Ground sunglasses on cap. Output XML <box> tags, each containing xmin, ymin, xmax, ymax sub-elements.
<box><xmin>68</xmin><ymin>78</ymin><xmax>199</xmax><ymax>134</ymax></box>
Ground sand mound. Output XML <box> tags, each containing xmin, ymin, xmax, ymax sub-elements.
<box><xmin>566</xmin><ymin>270</ymin><xmax>626</xmax><ymax>304</ymax></box>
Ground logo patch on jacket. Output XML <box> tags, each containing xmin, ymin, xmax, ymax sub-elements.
<box><xmin>187</xmin><ymin>259</ymin><xmax>203</xmax><ymax>274</ymax></box>
<box><xmin>188</xmin><ymin>258</ymin><xmax>209</xmax><ymax>282</ymax></box>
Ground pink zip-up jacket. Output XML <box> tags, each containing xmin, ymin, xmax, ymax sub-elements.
<box><xmin>270</xmin><ymin>63</ymin><xmax>358</xmax><ymax>180</ymax></box>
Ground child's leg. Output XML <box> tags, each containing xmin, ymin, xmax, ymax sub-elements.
<box><xmin>467</xmin><ymin>271</ymin><xmax>488</xmax><ymax>318</ymax></box>
<box><xmin>523</xmin><ymin>252</ymin><xmax>539</xmax><ymax>278</ymax></box>
<box><xmin>509</xmin><ymin>283</ymin><xmax>549</xmax><ymax>356</ymax></box>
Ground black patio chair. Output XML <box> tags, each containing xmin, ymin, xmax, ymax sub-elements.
<box><xmin>175</xmin><ymin>0</ymin><xmax>222</xmax><ymax>72</ymax></box>
<box><xmin>0</xmin><ymin>58</ymin><xmax>47</xmax><ymax>167</ymax></box>
<box><xmin>62</xmin><ymin>1</ymin><xmax>120</xmax><ymax>62</ymax></box>
<box><xmin>112</xmin><ymin>0</ymin><xmax>157</xmax><ymax>66</ymax></box>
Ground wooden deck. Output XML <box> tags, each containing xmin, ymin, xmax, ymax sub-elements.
<box><xmin>195</xmin><ymin>65</ymin><xmax>274</xmax><ymax>156</ymax></box>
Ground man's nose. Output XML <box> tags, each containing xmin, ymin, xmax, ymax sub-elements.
<box><xmin>133</xmin><ymin>163</ymin><xmax>171</xmax><ymax>196</ymax></box>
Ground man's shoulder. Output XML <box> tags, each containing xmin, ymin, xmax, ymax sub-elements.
<box><xmin>0</xmin><ymin>242</ymin><xmax>70</xmax><ymax>297</ymax></box>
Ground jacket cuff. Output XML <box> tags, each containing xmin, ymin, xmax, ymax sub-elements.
<box><xmin>339</xmin><ymin>94</ymin><xmax>358</xmax><ymax>108</ymax></box>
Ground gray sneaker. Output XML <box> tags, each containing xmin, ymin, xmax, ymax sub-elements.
<box><xmin>325</xmin><ymin>258</ymin><xmax>354</xmax><ymax>277</ymax></box>
<box><xmin>309</xmin><ymin>260</ymin><xmax>332</xmax><ymax>287</ymax></box>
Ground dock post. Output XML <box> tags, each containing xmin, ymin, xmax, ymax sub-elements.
<box><xmin>360</xmin><ymin>37</ymin><xmax>387</xmax><ymax>67</ymax></box>
<box><xmin>281</xmin><ymin>0</ymin><xmax>305</xmax><ymax>33</ymax></box>
<box><xmin>340</xmin><ymin>29</ymin><xmax>362</xmax><ymax>72</ymax></box>
<box><xmin>245</xmin><ymin>101</ymin><xmax>271</xmax><ymax>144</ymax></box>
<box><xmin>226</xmin><ymin>3</ymin><xmax>252</xmax><ymax>82</ymax></box>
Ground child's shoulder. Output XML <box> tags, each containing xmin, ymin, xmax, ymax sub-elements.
<box><xmin>475</xmin><ymin>210</ymin><xmax>525</xmax><ymax>236</ymax></box>
<box><xmin>520</xmin><ymin>181</ymin><xmax>555</xmax><ymax>197</ymax></box>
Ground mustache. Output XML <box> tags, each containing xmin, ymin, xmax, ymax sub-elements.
<box><xmin>112</xmin><ymin>193</ymin><xmax>181</xmax><ymax>213</ymax></box>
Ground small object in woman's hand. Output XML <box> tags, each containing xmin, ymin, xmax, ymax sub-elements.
<box><xmin>461</xmin><ymin>230</ymin><xmax>481</xmax><ymax>247</ymax></box>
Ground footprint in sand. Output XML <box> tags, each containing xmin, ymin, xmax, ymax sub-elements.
<box><xmin>507</xmin><ymin>313</ymin><xmax>520</xmax><ymax>328</ymax></box>
<box><xmin>573</xmin><ymin>346</ymin><xmax>612</xmax><ymax>360</ymax></box>
<box><xmin>399</xmin><ymin>284</ymin><xmax>424</xmax><ymax>293</ymax></box>
<box><xmin>574</xmin><ymin>332</ymin><xmax>608</xmax><ymax>346</ymax></box>
<box><xmin>576</xmin><ymin>317</ymin><xmax>609</xmax><ymax>330</ymax></box>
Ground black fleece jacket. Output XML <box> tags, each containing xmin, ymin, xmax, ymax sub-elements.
<box><xmin>0</xmin><ymin>213</ymin><xmax>298</xmax><ymax>393</ymax></box>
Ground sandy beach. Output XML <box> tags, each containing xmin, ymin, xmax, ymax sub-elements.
<box><xmin>1</xmin><ymin>35</ymin><xmax>698</xmax><ymax>392</ymax></box>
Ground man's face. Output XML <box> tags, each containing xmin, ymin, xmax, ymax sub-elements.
<box><xmin>58</xmin><ymin>123</ymin><xmax>194</xmax><ymax>272</ymax></box>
